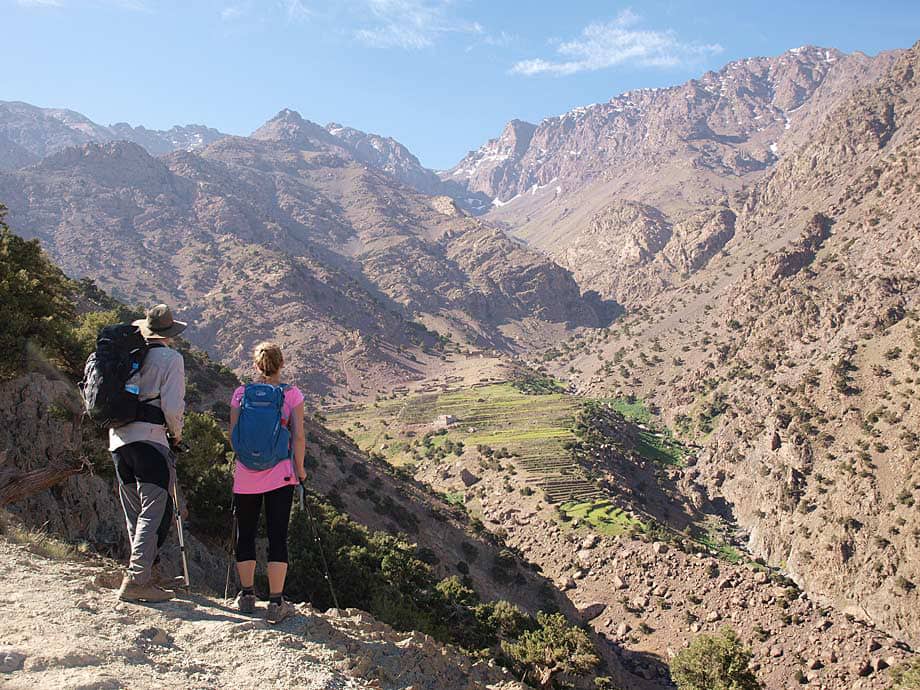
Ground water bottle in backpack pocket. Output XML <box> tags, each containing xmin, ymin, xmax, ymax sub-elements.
<box><xmin>231</xmin><ymin>383</ymin><xmax>290</xmax><ymax>471</ymax></box>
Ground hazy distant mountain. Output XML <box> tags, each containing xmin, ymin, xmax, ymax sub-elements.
<box><xmin>323</xmin><ymin>121</ymin><xmax>491</xmax><ymax>213</ymax></box>
<box><xmin>0</xmin><ymin>108</ymin><xmax>609</xmax><ymax>399</ymax></box>
<box><xmin>0</xmin><ymin>100</ymin><xmax>226</xmax><ymax>169</ymax></box>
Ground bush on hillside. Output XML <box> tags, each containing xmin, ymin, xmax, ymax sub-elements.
<box><xmin>175</xmin><ymin>411</ymin><xmax>234</xmax><ymax>539</ymax></box>
<box><xmin>0</xmin><ymin>205</ymin><xmax>77</xmax><ymax>377</ymax></box>
<box><xmin>671</xmin><ymin>627</ymin><xmax>761</xmax><ymax>690</ymax></box>
<box><xmin>283</xmin><ymin>489</ymin><xmax>597</xmax><ymax>684</ymax></box>
<box><xmin>501</xmin><ymin>611</ymin><xmax>599</xmax><ymax>689</ymax></box>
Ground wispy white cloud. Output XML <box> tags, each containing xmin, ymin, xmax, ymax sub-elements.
<box><xmin>279</xmin><ymin>0</ymin><xmax>310</xmax><ymax>22</ymax></box>
<box><xmin>511</xmin><ymin>9</ymin><xmax>722</xmax><ymax>76</ymax></box>
<box><xmin>354</xmin><ymin>0</ymin><xmax>483</xmax><ymax>49</ymax></box>
<box><xmin>220</xmin><ymin>4</ymin><xmax>246</xmax><ymax>21</ymax></box>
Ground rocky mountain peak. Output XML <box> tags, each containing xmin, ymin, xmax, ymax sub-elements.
<box><xmin>33</xmin><ymin>140</ymin><xmax>177</xmax><ymax>191</ymax></box>
<box><xmin>498</xmin><ymin>119</ymin><xmax>537</xmax><ymax>155</ymax></box>
<box><xmin>444</xmin><ymin>45</ymin><xmax>890</xmax><ymax>206</ymax></box>
<box><xmin>0</xmin><ymin>101</ymin><xmax>226</xmax><ymax>167</ymax></box>
<box><xmin>250</xmin><ymin>108</ymin><xmax>340</xmax><ymax>148</ymax></box>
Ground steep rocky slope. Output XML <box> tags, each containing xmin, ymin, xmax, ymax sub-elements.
<box><xmin>0</xmin><ymin>100</ymin><xmax>225</xmax><ymax>168</ymax></box>
<box><xmin>420</xmin><ymin>456</ymin><xmax>916</xmax><ymax>689</ymax></box>
<box><xmin>550</xmin><ymin>40</ymin><xmax>920</xmax><ymax>647</ymax></box>
<box><xmin>0</xmin><ymin>109</ymin><xmax>609</xmax><ymax>400</ymax></box>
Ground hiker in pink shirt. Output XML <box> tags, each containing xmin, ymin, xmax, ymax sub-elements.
<box><xmin>228</xmin><ymin>342</ymin><xmax>306</xmax><ymax>624</ymax></box>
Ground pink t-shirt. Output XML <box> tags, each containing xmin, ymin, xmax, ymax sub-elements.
<box><xmin>230</xmin><ymin>384</ymin><xmax>305</xmax><ymax>494</ymax></box>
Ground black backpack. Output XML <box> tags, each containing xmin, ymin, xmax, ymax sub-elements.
<box><xmin>79</xmin><ymin>323</ymin><xmax>166</xmax><ymax>428</ymax></box>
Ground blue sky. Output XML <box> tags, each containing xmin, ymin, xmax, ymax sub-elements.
<box><xmin>4</xmin><ymin>1</ymin><xmax>919</xmax><ymax>169</ymax></box>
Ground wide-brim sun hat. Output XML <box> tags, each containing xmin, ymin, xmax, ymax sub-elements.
<box><xmin>133</xmin><ymin>303</ymin><xmax>188</xmax><ymax>340</ymax></box>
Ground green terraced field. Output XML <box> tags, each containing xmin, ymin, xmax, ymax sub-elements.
<box><xmin>328</xmin><ymin>383</ymin><xmax>741</xmax><ymax>561</ymax></box>
<box><xmin>559</xmin><ymin>499</ymin><xmax>643</xmax><ymax>536</ymax></box>
<box><xmin>327</xmin><ymin>383</ymin><xmax>582</xmax><ymax>470</ymax></box>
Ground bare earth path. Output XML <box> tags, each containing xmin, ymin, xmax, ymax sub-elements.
<box><xmin>0</xmin><ymin>538</ymin><xmax>524</xmax><ymax>690</ymax></box>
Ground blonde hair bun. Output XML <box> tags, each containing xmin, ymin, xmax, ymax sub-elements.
<box><xmin>253</xmin><ymin>341</ymin><xmax>284</xmax><ymax>377</ymax></box>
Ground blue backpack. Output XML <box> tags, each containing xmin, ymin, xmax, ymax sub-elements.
<box><xmin>231</xmin><ymin>383</ymin><xmax>290</xmax><ymax>471</ymax></box>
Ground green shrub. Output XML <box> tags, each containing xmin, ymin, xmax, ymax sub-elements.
<box><xmin>0</xmin><ymin>207</ymin><xmax>78</xmax><ymax>377</ymax></box>
<box><xmin>175</xmin><ymin>412</ymin><xmax>234</xmax><ymax>539</ymax></box>
<box><xmin>502</xmin><ymin>612</ymin><xmax>599</xmax><ymax>688</ymax></box>
<box><xmin>284</xmin><ymin>489</ymin><xmax>597</xmax><ymax>683</ymax></box>
<box><xmin>671</xmin><ymin>627</ymin><xmax>761</xmax><ymax>690</ymax></box>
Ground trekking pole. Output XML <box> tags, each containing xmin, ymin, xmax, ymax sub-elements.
<box><xmin>166</xmin><ymin>437</ymin><xmax>191</xmax><ymax>591</ymax></box>
<box><xmin>172</xmin><ymin>480</ymin><xmax>191</xmax><ymax>591</ymax></box>
<box><xmin>299</xmin><ymin>479</ymin><xmax>340</xmax><ymax>610</ymax></box>
<box><xmin>224</xmin><ymin>500</ymin><xmax>237</xmax><ymax>601</ymax></box>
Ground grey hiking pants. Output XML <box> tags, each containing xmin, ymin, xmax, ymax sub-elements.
<box><xmin>112</xmin><ymin>441</ymin><xmax>176</xmax><ymax>584</ymax></box>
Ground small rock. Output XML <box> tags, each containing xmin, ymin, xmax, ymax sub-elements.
<box><xmin>150</xmin><ymin>629</ymin><xmax>172</xmax><ymax>646</ymax></box>
<box><xmin>718</xmin><ymin>577</ymin><xmax>734</xmax><ymax>590</ymax></box>
<box><xmin>706</xmin><ymin>611</ymin><xmax>721</xmax><ymax>623</ymax></box>
<box><xmin>581</xmin><ymin>534</ymin><xmax>599</xmax><ymax>550</ymax></box>
<box><xmin>806</xmin><ymin>658</ymin><xmax>823</xmax><ymax>670</ymax></box>
<box><xmin>770</xmin><ymin>646</ymin><xmax>784</xmax><ymax>658</ymax></box>
<box><xmin>0</xmin><ymin>649</ymin><xmax>26</xmax><ymax>673</ymax></box>
<box><xmin>612</xmin><ymin>575</ymin><xmax>627</xmax><ymax>589</ymax></box>
<box><xmin>561</xmin><ymin>577</ymin><xmax>576</xmax><ymax>590</ymax></box>
<box><xmin>652</xmin><ymin>542</ymin><xmax>668</xmax><ymax>555</ymax></box>
<box><xmin>872</xmin><ymin>658</ymin><xmax>889</xmax><ymax>673</ymax></box>
<box><xmin>852</xmin><ymin>660</ymin><xmax>873</xmax><ymax>677</ymax></box>
<box><xmin>753</xmin><ymin>571</ymin><xmax>769</xmax><ymax>585</ymax></box>
<box><xmin>578</xmin><ymin>602</ymin><xmax>607</xmax><ymax>622</ymax></box>
<box><xmin>616</xmin><ymin>622</ymin><xmax>631</xmax><ymax>638</ymax></box>
<box><xmin>771</xmin><ymin>431</ymin><xmax>782</xmax><ymax>450</ymax></box>
<box><xmin>459</xmin><ymin>469</ymin><xmax>479</xmax><ymax>487</ymax></box>
<box><xmin>866</xmin><ymin>639</ymin><xmax>881</xmax><ymax>653</ymax></box>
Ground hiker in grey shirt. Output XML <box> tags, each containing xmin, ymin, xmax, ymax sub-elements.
<box><xmin>110</xmin><ymin>304</ymin><xmax>187</xmax><ymax>603</ymax></box>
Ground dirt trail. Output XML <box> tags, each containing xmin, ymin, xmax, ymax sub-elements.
<box><xmin>0</xmin><ymin>538</ymin><xmax>524</xmax><ymax>690</ymax></box>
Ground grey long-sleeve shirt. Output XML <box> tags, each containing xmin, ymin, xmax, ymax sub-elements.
<box><xmin>109</xmin><ymin>345</ymin><xmax>186</xmax><ymax>452</ymax></box>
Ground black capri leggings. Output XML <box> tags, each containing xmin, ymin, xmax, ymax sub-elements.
<box><xmin>234</xmin><ymin>485</ymin><xmax>295</xmax><ymax>564</ymax></box>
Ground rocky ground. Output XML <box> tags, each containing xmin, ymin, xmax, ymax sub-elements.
<box><xmin>0</xmin><ymin>535</ymin><xmax>526</xmax><ymax>690</ymax></box>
